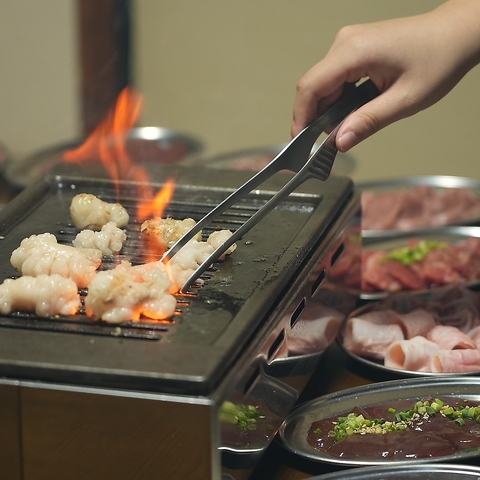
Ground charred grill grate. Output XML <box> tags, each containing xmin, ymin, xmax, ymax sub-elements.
<box><xmin>0</xmin><ymin>183</ymin><xmax>314</xmax><ymax>340</ymax></box>
<box><xmin>0</xmin><ymin>170</ymin><xmax>357</xmax><ymax>394</ymax></box>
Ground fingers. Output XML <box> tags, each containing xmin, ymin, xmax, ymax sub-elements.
<box><xmin>292</xmin><ymin>69</ymin><xmax>353</xmax><ymax>138</ymax></box>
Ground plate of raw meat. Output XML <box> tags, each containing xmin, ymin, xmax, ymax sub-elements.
<box><xmin>360</xmin><ymin>226</ymin><xmax>480</xmax><ymax>301</ymax></box>
<box><xmin>358</xmin><ymin>176</ymin><xmax>480</xmax><ymax>235</ymax></box>
<box><xmin>338</xmin><ymin>285</ymin><xmax>480</xmax><ymax>376</ymax></box>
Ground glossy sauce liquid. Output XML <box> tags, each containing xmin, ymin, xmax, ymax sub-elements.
<box><xmin>307</xmin><ymin>397</ymin><xmax>480</xmax><ymax>460</ymax></box>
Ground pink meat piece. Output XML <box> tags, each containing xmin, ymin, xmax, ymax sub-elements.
<box><xmin>286</xmin><ymin>304</ymin><xmax>344</xmax><ymax>355</ymax></box>
<box><xmin>412</xmin><ymin>247</ymin><xmax>464</xmax><ymax>286</ymax></box>
<box><xmin>342</xmin><ymin>317</ymin><xmax>404</xmax><ymax>360</ymax></box>
<box><xmin>431</xmin><ymin>349</ymin><xmax>480</xmax><ymax>373</ymax></box>
<box><xmin>432</xmin><ymin>189</ymin><xmax>480</xmax><ymax>227</ymax></box>
<box><xmin>362</xmin><ymin>251</ymin><xmax>402</xmax><ymax>292</ymax></box>
<box><xmin>389</xmin><ymin>308</ymin><xmax>437</xmax><ymax>339</ymax></box>
<box><xmin>362</xmin><ymin>186</ymin><xmax>480</xmax><ymax>231</ymax></box>
<box><xmin>329</xmin><ymin>232</ymin><xmax>362</xmax><ymax>288</ymax></box>
<box><xmin>384</xmin><ymin>336</ymin><xmax>440</xmax><ymax>372</ymax></box>
<box><xmin>382</xmin><ymin>260</ymin><xmax>426</xmax><ymax>291</ymax></box>
<box><xmin>361</xmin><ymin>191</ymin><xmax>406</xmax><ymax>230</ymax></box>
<box><xmin>453</xmin><ymin>239</ymin><xmax>480</xmax><ymax>281</ymax></box>
<box><xmin>426</xmin><ymin>325</ymin><xmax>477</xmax><ymax>350</ymax></box>
<box><xmin>394</xmin><ymin>187</ymin><xmax>432</xmax><ymax>230</ymax></box>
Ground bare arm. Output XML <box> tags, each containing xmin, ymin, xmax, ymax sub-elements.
<box><xmin>292</xmin><ymin>0</ymin><xmax>480</xmax><ymax>151</ymax></box>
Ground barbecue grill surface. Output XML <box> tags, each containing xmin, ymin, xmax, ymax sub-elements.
<box><xmin>0</xmin><ymin>166</ymin><xmax>354</xmax><ymax>395</ymax></box>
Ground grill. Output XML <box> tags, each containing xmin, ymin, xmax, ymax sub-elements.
<box><xmin>0</xmin><ymin>165</ymin><xmax>360</xmax><ymax>480</ymax></box>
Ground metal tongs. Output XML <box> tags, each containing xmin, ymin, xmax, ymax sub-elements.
<box><xmin>163</xmin><ymin>79</ymin><xmax>380</xmax><ymax>291</ymax></box>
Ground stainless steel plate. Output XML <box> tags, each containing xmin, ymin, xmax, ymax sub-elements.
<box><xmin>358</xmin><ymin>175</ymin><xmax>480</xmax><ymax>236</ymax></box>
<box><xmin>360</xmin><ymin>226</ymin><xmax>480</xmax><ymax>301</ymax></box>
<box><xmin>306</xmin><ymin>463</ymin><xmax>480</xmax><ymax>479</ymax></box>
<box><xmin>277</xmin><ymin>376</ymin><xmax>480</xmax><ymax>467</ymax></box>
<box><xmin>3</xmin><ymin>127</ymin><xmax>203</xmax><ymax>190</ymax></box>
<box><xmin>336</xmin><ymin>333</ymin><xmax>478</xmax><ymax>379</ymax></box>
<box><xmin>338</xmin><ymin>283</ymin><xmax>480</xmax><ymax>378</ymax></box>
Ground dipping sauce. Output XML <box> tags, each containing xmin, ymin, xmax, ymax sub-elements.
<box><xmin>307</xmin><ymin>397</ymin><xmax>480</xmax><ymax>460</ymax></box>
<box><xmin>220</xmin><ymin>397</ymin><xmax>281</xmax><ymax>449</ymax></box>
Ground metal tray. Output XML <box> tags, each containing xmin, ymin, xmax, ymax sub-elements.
<box><xmin>3</xmin><ymin>126</ymin><xmax>203</xmax><ymax>191</ymax></box>
<box><xmin>338</xmin><ymin>283</ymin><xmax>480</xmax><ymax>378</ymax></box>
<box><xmin>357</xmin><ymin>175</ymin><xmax>480</xmax><ymax>237</ymax></box>
<box><xmin>306</xmin><ymin>464</ymin><xmax>480</xmax><ymax>479</ymax></box>
<box><xmin>277</xmin><ymin>376</ymin><xmax>480</xmax><ymax>467</ymax></box>
<box><xmin>360</xmin><ymin>226</ymin><xmax>480</xmax><ymax>301</ymax></box>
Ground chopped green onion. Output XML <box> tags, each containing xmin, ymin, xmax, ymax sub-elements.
<box><xmin>382</xmin><ymin>240</ymin><xmax>446</xmax><ymax>265</ymax></box>
<box><xmin>219</xmin><ymin>401</ymin><xmax>260</xmax><ymax>432</ymax></box>
<box><xmin>327</xmin><ymin>398</ymin><xmax>479</xmax><ymax>441</ymax></box>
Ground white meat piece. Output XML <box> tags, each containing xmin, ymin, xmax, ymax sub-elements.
<box><xmin>164</xmin><ymin>232</ymin><xmax>236</xmax><ymax>288</ymax></box>
<box><xmin>73</xmin><ymin>221</ymin><xmax>126</xmax><ymax>255</ymax></box>
<box><xmin>0</xmin><ymin>274</ymin><xmax>81</xmax><ymax>317</ymax></box>
<box><xmin>207</xmin><ymin>230</ymin><xmax>237</xmax><ymax>259</ymax></box>
<box><xmin>70</xmin><ymin>193</ymin><xmax>129</xmax><ymax>229</ymax></box>
<box><xmin>140</xmin><ymin>217</ymin><xmax>201</xmax><ymax>249</ymax></box>
<box><xmin>167</xmin><ymin>239</ymin><xmax>215</xmax><ymax>288</ymax></box>
<box><xmin>10</xmin><ymin>233</ymin><xmax>102</xmax><ymax>288</ymax></box>
<box><xmin>84</xmin><ymin>261</ymin><xmax>177</xmax><ymax>323</ymax></box>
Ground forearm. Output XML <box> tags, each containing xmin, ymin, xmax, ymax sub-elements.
<box><xmin>429</xmin><ymin>0</ymin><xmax>480</xmax><ymax>73</ymax></box>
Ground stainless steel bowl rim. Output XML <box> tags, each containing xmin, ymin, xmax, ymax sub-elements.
<box><xmin>278</xmin><ymin>376</ymin><xmax>480</xmax><ymax>467</ymax></box>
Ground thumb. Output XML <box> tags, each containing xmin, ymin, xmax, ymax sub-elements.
<box><xmin>336</xmin><ymin>85</ymin><xmax>418</xmax><ymax>152</ymax></box>
<box><xmin>336</xmin><ymin>104</ymin><xmax>383</xmax><ymax>152</ymax></box>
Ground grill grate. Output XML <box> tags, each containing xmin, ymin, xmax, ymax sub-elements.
<box><xmin>0</xmin><ymin>186</ymin><xmax>304</xmax><ymax>339</ymax></box>
<box><xmin>0</xmin><ymin>169</ymin><xmax>357</xmax><ymax>394</ymax></box>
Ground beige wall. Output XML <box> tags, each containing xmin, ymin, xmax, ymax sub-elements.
<box><xmin>0</xmin><ymin>2</ymin><xmax>79</xmax><ymax>161</ymax></box>
<box><xmin>133</xmin><ymin>0</ymin><xmax>480</xmax><ymax>183</ymax></box>
<box><xmin>3</xmin><ymin>2</ymin><xmax>479</xmax><ymax>184</ymax></box>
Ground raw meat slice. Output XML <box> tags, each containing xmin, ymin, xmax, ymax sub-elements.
<box><xmin>389</xmin><ymin>308</ymin><xmax>437</xmax><ymax>339</ymax></box>
<box><xmin>362</xmin><ymin>251</ymin><xmax>402</xmax><ymax>292</ymax></box>
<box><xmin>342</xmin><ymin>317</ymin><xmax>404</xmax><ymax>360</ymax></box>
<box><xmin>384</xmin><ymin>336</ymin><xmax>440</xmax><ymax>371</ymax></box>
<box><xmin>426</xmin><ymin>325</ymin><xmax>477</xmax><ymax>350</ymax></box>
<box><xmin>286</xmin><ymin>304</ymin><xmax>344</xmax><ymax>355</ymax></box>
<box><xmin>431</xmin><ymin>349</ymin><xmax>480</xmax><ymax>373</ymax></box>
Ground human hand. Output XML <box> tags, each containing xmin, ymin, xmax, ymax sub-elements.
<box><xmin>292</xmin><ymin>0</ymin><xmax>480</xmax><ymax>152</ymax></box>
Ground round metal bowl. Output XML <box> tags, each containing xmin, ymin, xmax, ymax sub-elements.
<box><xmin>306</xmin><ymin>463</ymin><xmax>480</xmax><ymax>479</ymax></box>
<box><xmin>278</xmin><ymin>376</ymin><xmax>480</xmax><ymax>467</ymax></box>
<box><xmin>191</xmin><ymin>146</ymin><xmax>356</xmax><ymax>176</ymax></box>
<box><xmin>3</xmin><ymin>126</ymin><xmax>204</xmax><ymax>191</ymax></box>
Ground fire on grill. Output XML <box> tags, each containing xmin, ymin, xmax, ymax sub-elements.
<box><xmin>0</xmin><ymin>87</ymin><xmax>361</xmax><ymax>480</ymax></box>
<box><xmin>1</xmin><ymin>88</ymin><xmax>239</xmax><ymax>324</ymax></box>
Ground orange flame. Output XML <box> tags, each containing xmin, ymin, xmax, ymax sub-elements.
<box><xmin>63</xmin><ymin>86</ymin><xmax>176</xmax><ymax>225</ymax></box>
<box><xmin>63</xmin><ymin>87</ymin><xmax>142</xmax><ymax>185</ymax></box>
<box><xmin>137</xmin><ymin>177</ymin><xmax>175</xmax><ymax>222</ymax></box>
<box><xmin>63</xmin><ymin>86</ymin><xmax>179</xmax><ymax>289</ymax></box>
<box><xmin>138</xmin><ymin>178</ymin><xmax>176</xmax><ymax>263</ymax></box>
